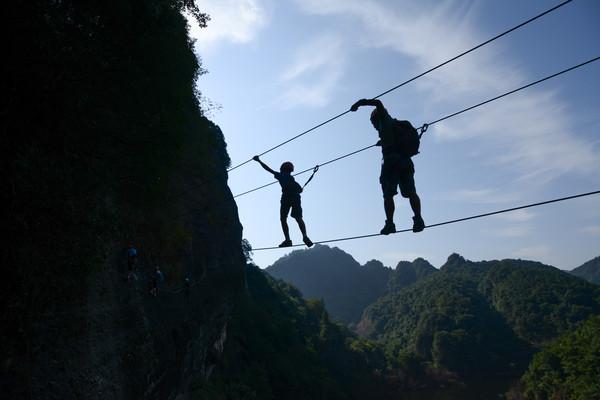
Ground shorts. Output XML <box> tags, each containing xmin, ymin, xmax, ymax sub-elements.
<box><xmin>280</xmin><ymin>196</ymin><xmax>303</xmax><ymax>219</ymax></box>
<box><xmin>379</xmin><ymin>155</ymin><xmax>416</xmax><ymax>198</ymax></box>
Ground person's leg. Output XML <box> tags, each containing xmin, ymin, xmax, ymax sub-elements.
<box><xmin>398</xmin><ymin>160</ymin><xmax>424</xmax><ymax>232</ymax></box>
<box><xmin>384</xmin><ymin>196</ymin><xmax>395</xmax><ymax>222</ymax></box>
<box><xmin>280</xmin><ymin>202</ymin><xmax>291</xmax><ymax>241</ymax></box>
<box><xmin>409</xmin><ymin>193</ymin><xmax>421</xmax><ymax>218</ymax></box>
<box><xmin>295</xmin><ymin>217</ymin><xmax>307</xmax><ymax>237</ymax></box>
<box><xmin>380</xmin><ymin>159</ymin><xmax>398</xmax><ymax>234</ymax></box>
<box><xmin>280</xmin><ymin>217</ymin><xmax>290</xmax><ymax>240</ymax></box>
<box><xmin>291</xmin><ymin>201</ymin><xmax>312</xmax><ymax>246</ymax></box>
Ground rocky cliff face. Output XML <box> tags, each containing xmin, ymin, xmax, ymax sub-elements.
<box><xmin>28</xmin><ymin>164</ymin><xmax>244</xmax><ymax>400</ymax></box>
<box><xmin>2</xmin><ymin>1</ymin><xmax>246</xmax><ymax>398</ymax></box>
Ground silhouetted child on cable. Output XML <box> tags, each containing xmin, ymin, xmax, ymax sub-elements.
<box><xmin>253</xmin><ymin>156</ymin><xmax>313</xmax><ymax>248</ymax></box>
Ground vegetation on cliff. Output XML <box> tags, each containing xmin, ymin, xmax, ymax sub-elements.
<box><xmin>3</xmin><ymin>1</ymin><xmax>243</xmax><ymax>397</ymax></box>
<box><xmin>519</xmin><ymin>315</ymin><xmax>600</xmax><ymax>400</ymax></box>
<box><xmin>196</xmin><ymin>264</ymin><xmax>388</xmax><ymax>400</ymax></box>
<box><xmin>570</xmin><ymin>255</ymin><xmax>600</xmax><ymax>285</ymax></box>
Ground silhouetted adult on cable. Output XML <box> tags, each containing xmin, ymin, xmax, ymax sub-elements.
<box><xmin>350</xmin><ymin>99</ymin><xmax>425</xmax><ymax>234</ymax></box>
<box><xmin>253</xmin><ymin>156</ymin><xmax>313</xmax><ymax>248</ymax></box>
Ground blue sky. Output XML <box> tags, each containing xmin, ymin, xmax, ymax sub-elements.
<box><xmin>188</xmin><ymin>0</ymin><xmax>600</xmax><ymax>270</ymax></box>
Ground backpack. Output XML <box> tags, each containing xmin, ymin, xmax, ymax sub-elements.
<box><xmin>291</xmin><ymin>180</ymin><xmax>303</xmax><ymax>194</ymax></box>
<box><xmin>381</xmin><ymin>119</ymin><xmax>420</xmax><ymax>157</ymax></box>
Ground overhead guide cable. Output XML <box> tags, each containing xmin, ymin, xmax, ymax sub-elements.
<box><xmin>233</xmin><ymin>55</ymin><xmax>600</xmax><ymax>199</ymax></box>
<box><xmin>226</xmin><ymin>0</ymin><xmax>574</xmax><ymax>173</ymax></box>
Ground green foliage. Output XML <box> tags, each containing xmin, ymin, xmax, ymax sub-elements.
<box><xmin>360</xmin><ymin>273</ymin><xmax>529</xmax><ymax>376</ymax></box>
<box><xmin>570</xmin><ymin>255</ymin><xmax>600</xmax><ymax>285</ymax></box>
<box><xmin>479</xmin><ymin>260</ymin><xmax>600</xmax><ymax>344</ymax></box>
<box><xmin>196</xmin><ymin>265</ymin><xmax>388</xmax><ymax>400</ymax></box>
<box><xmin>387</xmin><ymin>257</ymin><xmax>437</xmax><ymax>292</ymax></box>
<box><xmin>3</xmin><ymin>1</ymin><xmax>239</xmax><ymax>395</ymax></box>
<box><xmin>358</xmin><ymin>255</ymin><xmax>600</xmax><ymax>378</ymax></box>
<box><xmin>521</xmin><ymin>315</ymin><xmax>600</xmax><ymax>400</ymax></box>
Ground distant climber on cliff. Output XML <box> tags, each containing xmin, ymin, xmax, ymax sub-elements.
<box><xmin>150</xmin><ymin>266</ymin><xmax>164</xmax><ymax>297</ymax></box>
<box><xmin>126</xmin><ymin>243</ymin><xmax>138</xmax><ymax>282</ymax></box>
<box><xmin>350</xmin><ymin>98</ymin><xmax>425</xmax><ymax>235</ymax></box>
<box><xmin>252</xmin><ymin>156</ymin><xmax>313</xmax><ymax>248</ymax></box>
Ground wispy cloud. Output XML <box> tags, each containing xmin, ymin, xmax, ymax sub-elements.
<box><xmin>447</xmin><ymin>188</ymin><xmax>519</xmax><ymax>204</ymax></box>
<box><xmin>278</xmin><ymin>34</ymin><xmax>347</xmax><ymax>108</ymax></box>
<box><xmin>494</xmin><ymin>209</ymin><xmax>536</xmax><ymax>222</ymax></box>
<box><xmin>485</xmin><ymin>225</ymin><xmax>532</xmax><ymax>238</ymax></box>
<box><xmin>188</xmin><ymin>0</ymin><xmax>268</xmax><ymax>51</ymax></box>
<box><xmin>513</xmin><ymin>244</ymin><xmax>551</xmax><ymax>260</ymax></box>
<box><xmin>293</xmin><ymin>0</ymin><xmax>600</xmax><ymax>184</ymax></box>
<box><xmin>581</xmin><ymin>225</ymin><xmax>600</xmax><ymax>235</ymax></box>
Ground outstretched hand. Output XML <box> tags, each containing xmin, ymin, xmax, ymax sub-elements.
<box><xmin>350</xmin><ymin>101</ymin><xmax>361</xmax><ymax>112</ymax></box>
<box><xmin>252</xmin><ymin>155</ymin><xmax>260</xmax><ymax>161</ymax></box>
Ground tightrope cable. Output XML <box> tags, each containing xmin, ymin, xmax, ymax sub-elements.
<box><xmin>250</xmin><ymin>190</ymin><xmax>600</xmax><ymax>251</ymax></box>
<box><xmin>233</xmin><ymin>55</ymin><xmax>599</xmax><ymax>199</ymax></box>
<box><xmin>226</xmin><ymin>0</ymin><xmax>574</xmax><ymax>173</ymax></box>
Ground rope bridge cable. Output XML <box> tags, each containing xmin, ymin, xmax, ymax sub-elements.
<box><xmin>225</xmin><ymin>0</ymin><xmax>574</xmax><ymax>173</ymax></box>
<box><xmin>426</xmin><ymin>55</ymin><xmax>600</xmax><ymax>127</ymax></box>
<box><xmin>250</xmin><ymin>189</ymin><xmax>600</xmax><ymax>251</ymax></box>
<box><xmin>233</xmin><ymin>144</ymin><xmax>377</xmax><ymax>198</ymax></box>
<box><xmin>232</xmin><ymin>55</ymin><xmax>600</xmax><ymax>200</ymax></box>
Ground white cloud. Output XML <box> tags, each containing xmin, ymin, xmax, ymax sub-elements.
<box><xmin>447</xmin><ymin>188</ymin><xmax>518</xmax><ymax>204</ymax></box>
<box><xmin>513</xmin><ymin>244</ymin><xmax>551</xmax><ymax>260</ymax></box>
<box><xmin>188</xmin><ymin>0</ymin><xmax>268</xmax><ymax>51</ymax></box>
<box><xmin>494</xmin><ymin>209</ymin><xmax>536</xmax><ymax>222</ymax></box>
<box><xmin>581</xmin><ymin>225</ymin><xmax>600</xmax><ymax>235</ymax></box>
<box><xmin>486</xmin><ymin>225</ymin><xmax>532</xmax><ymax>238</ymax></box>
<box><xmin>278</xmin><ymin>34</ymin><xmax>347</xmax><ymax>108</ymax></box>
<box><xmin>293</xmin><ymin>0</ymin><xmax>600</xmax><ymax>183</ymax></box>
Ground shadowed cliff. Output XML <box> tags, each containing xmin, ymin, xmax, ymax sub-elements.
<box><xmin>2</xmin><ymin>1</ymin><xmax>245</xmax><ymax>398</ymax></box>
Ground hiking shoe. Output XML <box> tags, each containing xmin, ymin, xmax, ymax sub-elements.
<box><xmin>412</xmin><ymin>216</ymin><xmax>425</xmax><ymax>233</ymax></box>
<box><xmin>380</xmin><ymin>221</ymin><xmax>396</xmax><ymax>235</ymax></box>
<box><xmin>303</xmin><ymin>236</ymin><xmax>313</xmax><ymax>247</ymax></box>
<box><xmin>279</xmin><ymin>239</ymin><xmax>293</xmax><ymax>248</ymax></box>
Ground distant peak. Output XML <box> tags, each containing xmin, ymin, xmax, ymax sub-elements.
<box><xmin>394</xmin><ymin>261</ymin><xmax>413</xmax><ymax>271</ymax></box>
<box><xmin>442</xmin><ymin>253</ymin><xmax>466</xmax><ymax>269</ymax></box>
<box><xmin>363</xmin><ymin>259</ymin><xmax>387</xmax><ymax>270</ymax></box>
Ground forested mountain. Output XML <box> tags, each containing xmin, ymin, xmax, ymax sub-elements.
<box><xmin>6</xmin><ymin>1</ymin><xmax>599</xmax><ymax>398</ymax></box>
<box><xmin>387</xmin><ymin>257</ymin><xmax>438</xmax><ymax>292</ymax></box>
<box><xmin>198</xmin><ymin>264</ymin><xmax>391</xmax><ymax>400</ymax></box>
<box><xmin>517</xmin><ymin>315</ymin><xmax>600</xmax><ymax>400</ymax></box>
<box><xmin>478</xmin><ymin>259</ymin><xmax>600</xmax><ymax>344</ymax></box>
<box><xmin>266</xmin><ymin>245</ymin><xmax>392</xmax><ymax>324</ymax></box>
<box><xmin>358</xmin><ymin>254</ymin><xmax>600</xmax><ymax>378</ymax></box>
<box><xmin>570</xmin><ymin>255</ymin><xmax>600</xmax><ymax>284</ymax></box>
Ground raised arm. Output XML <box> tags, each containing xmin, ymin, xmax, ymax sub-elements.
<box><xmin>350</xmin><ymin>98</ymin><xmax>386</xmax><ymax>113</ymax></box>
<box><xmin>253</xmin><ymin>156</ymin><xmax>276</xmax><ymax>175</ymax></box>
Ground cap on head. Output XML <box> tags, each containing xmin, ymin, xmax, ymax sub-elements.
<box><xmin>280</xmin><ymin>161</ymin><xmax>294</xmax><ymax>173</ymax></box>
